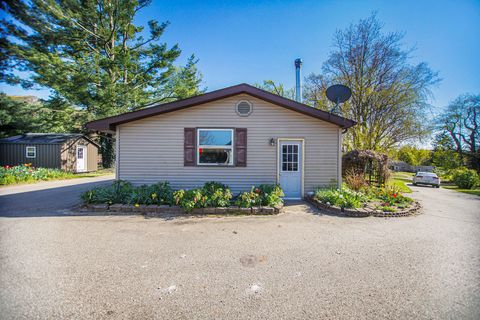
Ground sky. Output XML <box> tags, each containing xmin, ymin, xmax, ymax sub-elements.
<box><xmin>1</xmin><ymin>0</ymin><xmax>479</xmax><ymax>114</ymax></box>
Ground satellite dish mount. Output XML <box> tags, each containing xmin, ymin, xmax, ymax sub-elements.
<box><xmin>326</xmin><ymin>84</ymin><xmax>352</xmax><ymax>114</ymax></box>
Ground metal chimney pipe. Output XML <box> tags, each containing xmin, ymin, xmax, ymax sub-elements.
<box><xmin>294</xmin><ymin>58</ymin><xmax>303</xmax><ymax>103</ymax></box>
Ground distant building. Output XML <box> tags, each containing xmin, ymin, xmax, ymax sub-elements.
<box><xmin>0</xmin><ymin>133</ymin><xmax>99</xmax><ymax>172</ymax></box>
<box><xmin>389</xmin><ymin>160</ymin><xmax>434</xmax><ymax>173</ymax></box>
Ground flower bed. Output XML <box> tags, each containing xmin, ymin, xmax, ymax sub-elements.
<box><xmin>0</xmin><ymin>164</ymin><xmax>75</xmax><ymax>185</ymax></box>
<box><xmin>81</xmin><ymin>180</ymin><xmax>285</xmax><ymax>216</ymax></box>
<box><xmin>309</xmin><ymin>185</ymin><xmax>420</xmax><ymax>217</ymax></box>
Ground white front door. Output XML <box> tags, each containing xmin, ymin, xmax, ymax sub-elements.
<box><xmin>76</xmin><ymin>146</ymin><xmax>87</xmax><ymax>172</ymax></box>
<box><xmin>279</xmin><ymin>140</ymin><xmax>303</xmax><ymax>199</ymax></box>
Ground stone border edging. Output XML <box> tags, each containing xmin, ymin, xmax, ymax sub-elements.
<box><xmin>305</xmin><ymin>196</ymin><xmax>421</xmax><ymax>218</ymax></box>
<box><xmin>82</xmin><ymin>203</ymin><xmax>284</xmax><ymax>217</ymax></box>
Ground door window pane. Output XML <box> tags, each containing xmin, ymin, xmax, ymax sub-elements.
<box><xmin>281</xmin><ymin>143</ymin><xmax>300</xmax><ymax>172</ymax></box>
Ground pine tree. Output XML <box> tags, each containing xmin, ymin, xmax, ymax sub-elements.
<box><xmin>1</xmin><ymin>0</ymin><xmax>204</xmax><ymax>167</ymax></box>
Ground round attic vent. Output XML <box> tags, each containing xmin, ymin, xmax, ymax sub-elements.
<box><xmin>235</xmin><ymin>100</ymin><xmax>253</xmax><ymax>116</ymax></box>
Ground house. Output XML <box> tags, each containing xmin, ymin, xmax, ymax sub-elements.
<box><xmin>0</xmin><ymin>133</ymin><xmax>100</xmax><ymax>172</ymax></box>
<box><xmin>86</xmin><ymin>84</ymin><xmax>356</xmax><ymax>199</ymax></box>
<box><xmin>389</xmin><ymin>160</ymin><xmax>434</xmax><ymax>173</ymax></box>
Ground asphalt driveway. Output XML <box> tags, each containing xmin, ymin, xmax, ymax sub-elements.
<box><xmin>0</xmin><ymin>175</ymin><xmax>114</xmax><ymax>217</ymax></box>
<box><xmin>0</xmin><ymin>182</ymin><xmax>479</xmax><ymax>319</ymax></box>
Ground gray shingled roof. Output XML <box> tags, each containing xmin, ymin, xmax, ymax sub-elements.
<box><xmin>0</xmin><ymin>133</ymin><xmax>87</xmax><ymax>144</ymax></box>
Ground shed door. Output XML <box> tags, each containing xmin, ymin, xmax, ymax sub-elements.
<box><xmin>76</xmin><ymin>145</ymin><xmax>87</xmax><ymax>172</ymax></box>
<box><xmin>279</xmin><ymin>140</ymin><xmax>302</xmax><ymax>199</ymax></box>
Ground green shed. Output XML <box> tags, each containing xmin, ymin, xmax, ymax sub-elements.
<box><xmin>0</xmin><ymin>133</ymin><xmax>100</xmax><ymax>172</ymax></box>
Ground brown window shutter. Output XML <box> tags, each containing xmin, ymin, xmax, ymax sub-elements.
<box><xmin>235</xmin><ymin>128</ymin><xmax>247</xmax><ymax>167</ymax></box>
<box><xmin>184</xmin><ymin>128</ymin><xmax>196</xmax><ymax>166</ymax></box>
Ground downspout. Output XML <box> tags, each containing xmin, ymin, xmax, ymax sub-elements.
<box><xmin>115</xmin><ymin>126</ymin><xmax>120</xmax><ymax>180</ymax></box>
<box><xmin>338</xmin><ymin>128</ymin><xmax>343</xmax><ymax>188</ymax></box>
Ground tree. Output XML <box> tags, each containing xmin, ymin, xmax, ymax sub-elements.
<box><xmin>304</xmin><ymin>14</ymin><xmax>440</xmax><ymax>151</ymax></box>
<box><xmin>396</xmin><ymin>146</ymin><xmax>431</xmax><ymax>166</ymax></box>
<box><xmin>254</xmin><ymin>80</ymin><xmax>295</xmax><ymax>100</ymax></box>
<box><xmin>431</xmin><ymin>132</ymin><xmax>462</xmax><ymax>170</ymax></box>
<box><xmin>437</xmin><ymin>94</ymin><xmax>480</xmax><ymax>170</ymax></box>
<box><xmin>1</xmin><ymin>0</ymin><xmax>203</xmax><ymax>167</ymax></box>
<box><xmin>155</xmin><ymin>54</ymin><xmax>205</xmax><ymax>104</ymax></box>
<box><xmin>0</xmin><ymin>93</ymin><xmax>84</xmax><ymax>138</ymax></box>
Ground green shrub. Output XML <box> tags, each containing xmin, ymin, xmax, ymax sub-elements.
<box><xmin>173</xmin><ymin>188</ymin><xmax>206</xmax><ymax>212</ymax></box>
<box><xmin>314</xmin><ymin>187</ymin><xmax>368</xmax><ymax>209</ymax></box>
<box><xmin>451</xmin><ymin>168</ymin><xmax>479</xmax><ymax>189</ymax></box>
<box><xmin>235</xmin><ymin>188</ymin><xmax>261</xmax><ymax>208</ymax></box>
<box><xmin>81</xmin><ymin>180</ymin><xmax>133</xmax><ymax>204</ymax></box>
<box><xmin>128</xmin><ymin>182</ymin><xmax>174</xmax><ymax>205</ymax></box>
<box><xmin>257</xmin><ymin>184</ymin><xmax>284</xmax><ymax>207</ymax></box>
<box><xmin>173</xmin><ymin>182</ymin><xmax>233</xmax><ymax>212</ymax></box>
<box><xmin>81</xmin><ymin>181</ymin><xmax>283</xmax><ymax>212</ymax></box>
<box><xmin>150</xmin><ymin>182</ymin><xmax>174</xmax><ymax>205</ymax></box>
<box><xmin>202</xmin><ymin>181</ymin><xmax>232</xmax><ymax>207</ymax></box>
<box><xmin>235</xmin><ymin>185</ymin><xmax>284</xmax><ymax>208</ymax></box>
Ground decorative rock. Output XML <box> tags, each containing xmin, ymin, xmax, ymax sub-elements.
<box><xmin>191</xmin><ymin>208</ymin><xmax>204</xmax><ymax>214</ymax></box>
<box><xmin>261</xmin><ymin>207</ymin><xmax>275</xmax><ymax>215</ymax></box>
<box><xmin>157</xmin><ymin>205</ymin><xmax>171</xmax><ymax>211</ymax></box>
<box><xmin>92</xmin><ymin>204</ymin><xmax>109</xmax><ymax>212</ymax></box>
<box><xmin>226</xmin><ymin>206</ymin><xmax>240</xmax><ymax>214</ymax></box>
<box><xmin>167</xmin><ymin>206</ymin><xmax>185</xmax><ymax>214</ymax></box>
<box><xmin>203</xmin><ymin>207</ymin><xmax>217</xmax><ymax>214</ymax></box>
<box><xmin>121</xmin><ymin>204</ymin><xmax>134</xmax><ymax>212</ymax></box>
<box><xmin>251</xmin><ymin>207</ymin><xmax>261</xmax><ymax>214</ymax></box>
<box><xmin>234</xmin><ymin>207</ymin><xmax>250</xmax><ymax>214</ymax></box>
<box><xmin>135</xmin><ymin>205</ymin><xmax>148</xmax><ymax>213</ymax></box>
<box><xmin>215</xmin><ymin>207</ymin><xmax>228</xmax><ymax>214</ymax></box>
<box><xmin>146</xmin><ymin>205</ymin><xmax>158</xmax><ymax>213</ymax></box>
<box><xmin>109</xmin><ymin>204</ymin><xmax>123</xmax><ymax>212</ymax></box>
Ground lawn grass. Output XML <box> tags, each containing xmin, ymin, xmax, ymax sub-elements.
<box><xmin>442</xmin><ymin>185</ymin><xmax>480</xmax><ymax>196</ymax></box>
<box><xmin>387</xmin><ymin>171</ymin><xmax>413</xmax><ymax>193</ymax></box>
<box><xmin>71</xmin><ymin>169</ymin><xmax>114</xmax><ymax>179</ymax></box>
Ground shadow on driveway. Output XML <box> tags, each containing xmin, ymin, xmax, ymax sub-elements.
<box><xmin>0</xmin><ymin>178</ymin><xmax>113</xmax><ymax>218</ymax></box>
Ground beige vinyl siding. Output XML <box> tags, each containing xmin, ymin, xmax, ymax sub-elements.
<box><xmin>118</xmin><ymin>94</ymin><xmax>341</xmax><ymax>195</ymax></box>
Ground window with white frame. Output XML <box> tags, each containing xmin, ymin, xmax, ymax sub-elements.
<box><xmin>26</xmin><ymin>146</ymin><xmax>36</xmax><ymax>158</ymax></box>
<box><xmin>197</xmin><ymin>129</ymin><xmax>234</xmax><ymax>165</ymax></box>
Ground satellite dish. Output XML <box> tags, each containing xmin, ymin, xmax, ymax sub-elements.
<box><xmin>326</xmin><ymin>84</ymin><xmax>352</xmax><ymax>114</ymax></box>
<box><xmin>326</xmin><ymin>84</ymin><xmax>352</xmax><ymax>104</ymax></box>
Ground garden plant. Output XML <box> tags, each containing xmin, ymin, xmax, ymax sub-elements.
<box><xmin>0</xmin><ymin>164</ymin><xmax>75</xmax><ymax>185</ymax></box>
<box><xmin>314</xmin><ymin>184</ymin><xmax>413</xmax><ymax>212</ymax></box>
<box><xmin>82</xmin><ymin>181</ymin><xmax>284</xmax><ymax>213</ymax></box>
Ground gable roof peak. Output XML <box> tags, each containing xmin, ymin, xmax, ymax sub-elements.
<box><xmin>86</xmin><ymin>83</ymin><xmax>356</xmax><ymax>131</ymax></box>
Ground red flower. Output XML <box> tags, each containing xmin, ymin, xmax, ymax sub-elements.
<box><xmin>255</xmin><ymin>188</ymin><xmax>261</xmax><ymax>194</ymax></box>
<box><xmin>393</xmin><ymin>193</ymin><xmax>397</xmax><ymax>198</ymax></box>
<box><xmin>29</xmin><ymin>169</ymin><xmax>33</xmax><ymax>173</ymax></box>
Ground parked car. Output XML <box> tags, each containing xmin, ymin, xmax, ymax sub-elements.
<box><xmin>413</xmin><ymin>172</ymin><xmax>440</xmax><ymax>188</ymax></box>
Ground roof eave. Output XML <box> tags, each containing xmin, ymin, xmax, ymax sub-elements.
<box><xmin>85</xmin><ymin>84</ymin><xmax>357</xmax><ymax>131</ymax></box>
